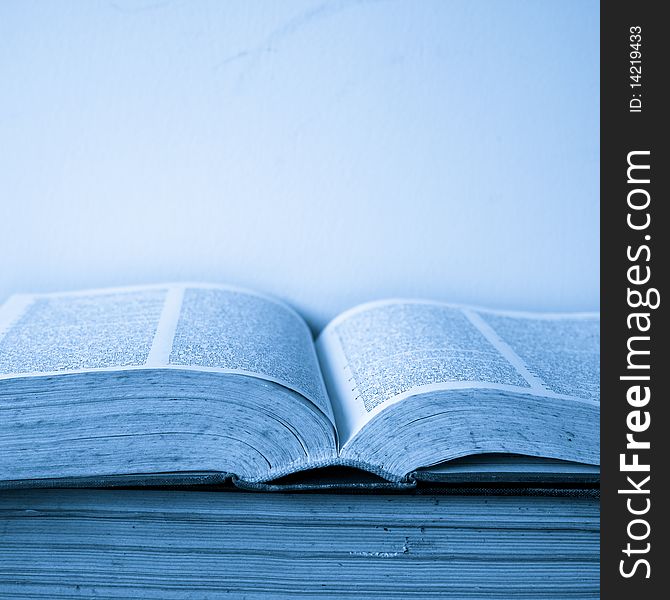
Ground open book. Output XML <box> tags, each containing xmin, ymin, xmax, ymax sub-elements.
<box><xmin>0</xmin><ymin>284</ymin><xmax>599</xmax><ymax>489</ymax></box>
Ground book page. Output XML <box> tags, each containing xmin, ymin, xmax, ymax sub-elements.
<box><xmin>472</xmin><ymin>309</ymin><xmax>600</xmax><ymax>402</ymax></box>
<box><xmin>0</xmin><ymin>283</ymin><xmax>333</xmax><ymax>422</ymax></box>
<box><xmin>0</xmin><ymin>287</ymin><xmax>168</xmax><ymax>376</ymax></box>
<box><xmin>166</xmin><ymin>285</ymin><xmax>333</xmax><ymax>422</ymax></box>
<box><xmin>316</xmin><ymin>300</ymin><xmax>599</xmax><ymax>444</ymax></box>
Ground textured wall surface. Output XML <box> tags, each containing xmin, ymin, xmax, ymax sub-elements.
<box><xmin>0</xmin><ymin>0</ymin><xmax>599</xmax><ymax>330</ymax></box>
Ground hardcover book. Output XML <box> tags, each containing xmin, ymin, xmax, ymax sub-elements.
<box><xmin>0</xmin><ymin>284</ymin><xmax>599</xmax><ymax>489</ymax></box>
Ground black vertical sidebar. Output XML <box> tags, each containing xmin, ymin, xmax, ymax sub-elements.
<box><xmin>601</xmin><ymin>1</ymin><xmax>668</xmax><ymax>598</ymax></box>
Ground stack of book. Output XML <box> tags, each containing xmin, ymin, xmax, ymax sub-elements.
<box><xmin>0</xmin><ymin>284</ymin><xmax>600</xmax><ymax>597</ymax></box>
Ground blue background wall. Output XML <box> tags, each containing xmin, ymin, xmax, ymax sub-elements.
<box><xmin>0</xmin><ymin>0</ymin><xmax>599</xmax><ymax>329</ymax></box>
